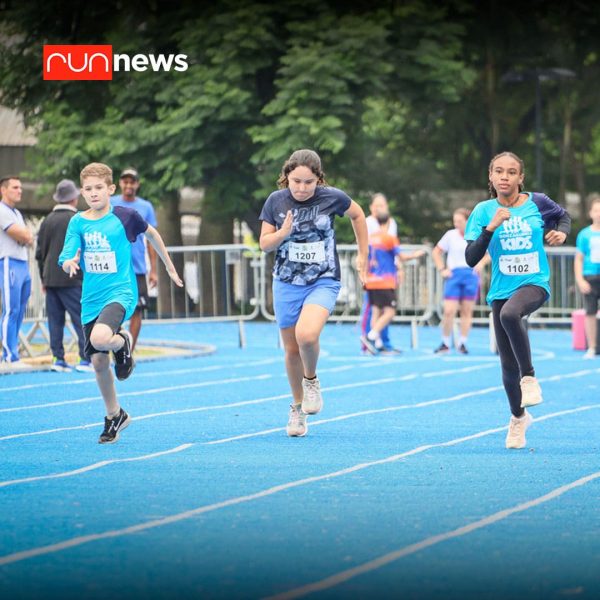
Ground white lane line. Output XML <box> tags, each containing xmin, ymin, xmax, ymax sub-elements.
<box><xmin>0</xmin><ymin>444</ymin><xmax>194</xmax><ymax>489</ymax></box>
<box><xmin>0</xmin><ymin>365</ymin><xmax>493</xmax><ymax>441</ymax></box>
<box><xmin>266</xmin><ymin>469</ymin><xmax>600</xmax><ymax>600</ymax></box>
<box><xmin>0</xmin><ymin>374</ymin><xmax>274</xmax><ymax>414</ymax></box>
<box><xmin>0</xmin><ymin>387</ymin><xmax>506</xmax><ymax>487</ymax></box>
<box><xmin>202</xmin><ymin>369</ymin><xmax>600</xmax><ymax>446</ymax></box>
<box><xmin>1</xmin><ymin>403</ymin><xmax>598</xmax><ymax>567</ymax></box>
<box><xmin>204</xmin><ymin>386</ymin><xmax>504</xmax><ymax>445</ymax></box>
<box><xmin>0</xmin><ymin>357</ymin><xmax>282</xmax><ymax>394</ymax></box>
<box><xmin>0</xmin><ymin>357</ymin><xmax>423</xmax><ymax>412</ymax></box>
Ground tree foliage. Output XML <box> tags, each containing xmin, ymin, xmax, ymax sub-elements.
<box><xmin>1</xmin><ymin>0</ymin><xmax>599</xmax><ymax>243</ymax></box>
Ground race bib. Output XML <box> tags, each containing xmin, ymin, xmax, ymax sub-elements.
<box><xmin>84</xmin><ymin>251</ymin><xmax>117</xmax><ymax>274</ymax></box>
<box><xmin>288</xmin><ymin>241</ymin><xmax>326</xmax><ymax>264</ymax></box>
<box><xmin>499</xmin><ymin>252</ymin><xmax>540</xmax><ymax>276</ymax></box>
<box><xmin>591</xmin><ymin>237</ymin><xmax>600</xmax><ymax>263</ymax></box>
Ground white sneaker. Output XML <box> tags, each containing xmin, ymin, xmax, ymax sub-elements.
<box><xmin>302</xmin><ymin>376</ymin><xmax>323</xmax><ymax>415</ymax></box>
<box><xmin>520</xmin><ymin>376</ymin><xmax>543</xmax><ymax>407</ymax></box>
<box><xmin>505</xmin><ymin>410</ymin><xmax>533</xmax><ymax>449</ymax></box>
<box><xmin>286</xmin><ymin>404</ymin><xmax>307</xmax><ymax>437</ymax></box>
<box><xmin>583</xmin><ymin>348</ymin><xmax>596</xmax><ymax>360</ymax></box>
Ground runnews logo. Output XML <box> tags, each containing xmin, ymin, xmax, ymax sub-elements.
<box><xmin>43</xmin><ymin>45</ymin><xmax>188</xmax><ymax>81</ymax></box>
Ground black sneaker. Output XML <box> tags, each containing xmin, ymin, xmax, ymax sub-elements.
<box><xmin>434</xmin><ymin>342</ymin><xmax>450</xmax><ymax>354</ymax></box>
<box><xmin>457</xmin><ymin>343</ymin><xmax>469</xmax><ymax>354</ymax></box>
<box><xmin>113</xmin><ymin>329</ymin><xmax>135</xmax><ymax>381</ymax></box>
<box><xmin>98</xmin><ymin>408</ymin><xmax>131</xmax><ymax>444</ymax></box>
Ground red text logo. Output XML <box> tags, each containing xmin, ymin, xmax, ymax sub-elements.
<box><xmin>43</xmin><ymin>45</ymin><xmax>113</xmax><ymax>81</ymax></box>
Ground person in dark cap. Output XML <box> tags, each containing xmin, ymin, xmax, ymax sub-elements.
<box><xmin>111</xmin><ymin>167</ymin><xmax>158</xmax><ymax>350</ymax></box>
<box><xmin>35</xmin><ymin>179</ymin><xmax>92</xmax><ymax>371</ymax></box>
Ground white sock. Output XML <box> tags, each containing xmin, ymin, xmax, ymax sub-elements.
<box><xmin>367</xmin><ymin>330</ymin><xmax>379</xmax><ymax>341</ymax></box>
<box><xmin>459</xmin><ymin>335</ymin><xmax>468</xmax><ymax>345</ymax></box>
<box><xmin>442</xmin><ymin>336</ymin><xmax>451</xmax><ymax>347</ymax></box>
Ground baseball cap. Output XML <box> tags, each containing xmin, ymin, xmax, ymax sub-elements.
<box><xmin>120</xmin><ymin>168</ymin><xmax>139</xmax><ymax>180</ymax></box>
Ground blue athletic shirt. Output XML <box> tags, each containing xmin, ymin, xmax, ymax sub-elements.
<box><xmin>575</xmin><ymin>226</ymin><xmax>600</xmax><ymax>276</ymax></box>
<box><xmin>110</xmin><ymin>195</ymin><xmax>157</xmax><ymax>275</ymax></box>
<box><xmin>465</xmin><ymin>192</ymin><xmax>566</xmax><ymax>304</ymax></box>
<box><xmin>259</xmin><ymin>186</ymin><xmax>352</xmax><ymax>286</ymax></box>
<box><xmin>58</xmin><ymin>206</ymin><xmax>148</xmax><ymax>324</ymax></box>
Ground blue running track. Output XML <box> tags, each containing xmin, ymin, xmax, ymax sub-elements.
<box><xmin>1</xmin><ymin>322</ymin><xmax>599</xmax><ymax>599</ymax></box>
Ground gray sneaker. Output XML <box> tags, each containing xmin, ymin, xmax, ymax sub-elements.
<box><xmin>302</xmin><ymin>376</ymin><xmax>323</xmax><ymax>415</ymax></box>
<box><xmin>286</xmin><ymin>404</ymin><xmax>307</xmax><ymax>437</ymax></box>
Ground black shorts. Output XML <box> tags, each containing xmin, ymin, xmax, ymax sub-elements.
<box><xmin>83</xmin><ymin>302</ymin><xmax>126</xmax><ymax>356</ymax></box>
<box><xmin>583</xmin><ymin>276</ymin><xmax>600</xmax><ymax>315</ymax></box>
<box><xmin>135</xmin><ymin>274</ymin><xmax>149</xmax><ymax>311</ymax></box>
<box><xmin>367</xmin><ymin>289</ymin><xmax>397</xmax><ymax>309</ymax></box>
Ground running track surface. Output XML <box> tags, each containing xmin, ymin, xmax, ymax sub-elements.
<box><xmin>1</xmin><ymin>322</ymin><xmax>599</xmax><ymax>600</ymax></box>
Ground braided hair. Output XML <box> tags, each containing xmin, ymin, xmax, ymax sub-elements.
<box><xmin>488</xmin><ymin>151</ymin><xmax>524</xmax><ymax>198</ymax></box>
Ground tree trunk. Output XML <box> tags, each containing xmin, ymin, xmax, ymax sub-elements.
<box><xmin>155</xmin><ymin>191</ymin><xmax>186</xmax><ymax>318</ymax></box>
<box><xmin>197</xmin><ymin>215</ymin><xmax>233</xmax><ymax>318</ymax></box>
<box><xmin>558</xmin><ymin>100</ymin><xmax>572</xmax><ymax>206</ymax></box>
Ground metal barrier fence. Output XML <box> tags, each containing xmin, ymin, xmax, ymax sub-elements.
<box><xmin>259</xmin><ymin>244</ymin><xmax>435</xmax><ymax>323</ymax></box>
<box><xmin>154</xmin><ymin>244</ymin><xmax>261</xmax><ymax>321</ymax></box>
<box><xmin>2</xmin><ymin>243</ymin><xmax>589</xmax><ymax>357</ymax></box>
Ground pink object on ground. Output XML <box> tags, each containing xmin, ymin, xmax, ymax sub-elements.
<box><xmin>572</xmin><ymin>309</ymin><xmax>587</xmax><ymax>350</ymax></box>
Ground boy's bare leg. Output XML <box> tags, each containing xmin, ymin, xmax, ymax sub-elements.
<box><xmin>91</xmin><ymin>352</ymin><xmax>120</xmax><ymax>417</ymax></box>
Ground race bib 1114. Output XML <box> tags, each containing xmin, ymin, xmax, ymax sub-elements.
<box><xmin>84</xmin><ymin>251</ymin><xmax>117</xmax><ymax>274</ymax></box>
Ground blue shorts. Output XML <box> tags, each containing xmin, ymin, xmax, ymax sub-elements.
<box><xmin>444</xmin><ymin>267</ymin><xmax>479</xmax><ymax>301</ymax></box>
<box><xmin>273</xmin><ymin>277</ymin><xmax>341</xmax><ymax>329</ymax></box>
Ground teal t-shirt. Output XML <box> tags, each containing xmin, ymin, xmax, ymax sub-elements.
<box><xmin>465</xmin><ymin>193</ymin><xmax>561</xmax><ymax>304</ymax></box>
<box><xmin>58</xmin><ymin>206</ymin><xmax>148</xmax><ymax>324</ymax></box>
<box><xmin>575</xmin><ymin>226</ymin><xmax>600</xmax><ymax>276</ymax></box>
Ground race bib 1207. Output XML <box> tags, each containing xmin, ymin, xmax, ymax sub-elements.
<box><xmin>499</xmin><ymin>252</ymin><xmax>540</xmax><ymax>276</ymax></box>
<box><xmin>84</xmin><ymin>251</ymin><xmax>117</xmax><ymax>274</ymax></box>
<box><xmin>288</xmin><ymin>241</ymin><xmax>326</xmax><ymax>264</ymax></box>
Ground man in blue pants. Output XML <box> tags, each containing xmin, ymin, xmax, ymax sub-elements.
<box><xmin>0</xmin><ymin>175</ymin><xmax>32</xmax><ymax>363</ymax></box>
<box><xmin>36</xmin><ymin>179</ymin><xmax>92</xmax><ymax>372</ymax></box>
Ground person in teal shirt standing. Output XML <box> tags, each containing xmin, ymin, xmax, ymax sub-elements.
<box><xmin>574</xmin><ymin>196</ymin><xmax>600</xmax><ymax>358</ymax></box>
<box><xmin>465</xmin><ymin>152</ymin><xmax>570</xmax><ymax>450</ymax></box>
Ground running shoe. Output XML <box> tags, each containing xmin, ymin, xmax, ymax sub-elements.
<box><xmin>51</xmin><ymin>358</ymin><xmax>72</xmax><ymax>372</ymax></box>
<box><xmin>75</xmin><ymin>359</ymin><xmax>94</xmax><ymax>372</ymax></box>
<box><xmin>583</xmin><ymin>348</ymin><xmax>596</xmax><ymax>360</ymax></box>
<box><xmin>520</xmin><ymin>376</ymin><xmax>543</xmax><ymax>407</ymax></box>
<box><xmin>360</xmin><ymin>335</ymin><xmax>378</xmax><ymax>355</ymax></box>
<box><xmin>98</xmin><ymin>408</ymin><xmax>131</xmax><ymax>444</ymax></box>
<box><xmin>286</xmin><ymin>404</ymin><xmax>307</xmax><ymax>437</ymax></box>
<box><xmin>457</xmin><ymin>343</ymin><xmax>469</xmax><ymax>354</ymax></box>
<box><xmin>113</xmin><ymin>329</ymin><xmax>135</xmax><ymax>381</ymax></box>
<box><xmin>434</xmin><ymin>342</ymin><xmax>450</xmax><ymax>354</ymax></box>
<box><xmin>302</xmin><ymin>376</ymin><xmax>323</xmax><ymax>414</ymax></box>
<box><xmin>505</xmin><ymin>410</ymin><xmax>532</xmax><ymax>449</ymax></box>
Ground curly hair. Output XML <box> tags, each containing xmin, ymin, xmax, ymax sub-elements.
<box><xmin>488</xmin><ymin>151</ymin><xmax>525</xmax><ymax>198</ymax></box>
<box><xmin>277</xmin><ymin>149</ymin><xmax>328</xmax><ymax>189</ymax></box>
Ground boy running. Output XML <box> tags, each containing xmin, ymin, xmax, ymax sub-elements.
<box><xmin>59</xmin><ymin>163</ymin><xmax>183</xmax><ymax>443</ymax></box>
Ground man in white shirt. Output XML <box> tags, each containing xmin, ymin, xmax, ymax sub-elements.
<box><xmin>0</xmin><ymin>175</ymin><xmax>33</xmax><ymax>362</ymax></box>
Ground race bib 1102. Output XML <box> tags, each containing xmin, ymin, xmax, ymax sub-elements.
<box><xmin>499</xmin><ymin>252</ymin><xmax>540</xmax><ymax>276</ymax></box>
